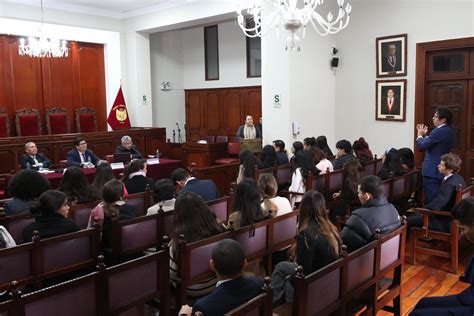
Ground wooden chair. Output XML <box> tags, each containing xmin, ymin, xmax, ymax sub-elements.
<box><xmin>0</xmin><ymin>107</ymin><xmax>11</xmax><ymax>138</ymax></box>
<box><xmin>410</xmin><ymin>185</ymin><xmax>473</xmax><ymax>274</ymax></box>
<box><xmin>0</xmin><ymin>212</ymin><xmax>36</xmax><ymax>244</ymax></box>
<box><xmin>361</xmin><ymin>156</ymin><xmax>380</xmax><ymax>177</ymax></box>
<box><xmin>224</xmin><ymin>277</ymin><xmax>273</xmax><ymax>316</ymax></box>
<box><xmin>157</xmin><ymin>207</ymin><xmax>175</xmax><ymax>240</ymax></box>
<box><xmin>75</xmin><ymin>107</ymin><xmax>97</xmax><ymax>133</ymax></box>
<box><xmin>68</xmin><ymin>200</ymin><xmax>100</xmax><ymax>229</ymax></box>
<box><xmin>254</xmin><ymin>165</ymin><xmax>276</xmax><ymax>182</ymax></box>
<box><xmin>125</xmin><ymin>189</ymin><xmax>153</xmax><ymax>216</ymax></box>
<box><xmin>215</xmin><ymin>142</ymin><xmax>240</xmax><ymax>164</ymax></box>
<box><xmin>202</xmin><ymin>135</ymin><xmax>216</xmax><ymax>144</ymax></box>
<box><xmin>45</xmin><ymin>107</ymin><xmax>70</xmax><ymax>134</ymax></box>
<box><xmin>207</xmin><ymin>195</ymin><xmax>231</xmax><ymax>223</ymax></box>
<box><xmin>275</xmin><ymin>164</ymin><xmax>292</xmax><ymax>188</ymax></box>
<box><xmin>215</xmin><ymin>135</ymin><xmax>229</xmax><ymax>143</ymax></box>
<box><xmin>15</xmin><ymin>108</ymin><xmax>41</xmax><ymax>136</ymax></box>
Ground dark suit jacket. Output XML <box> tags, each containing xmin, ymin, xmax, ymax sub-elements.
<box><xmin>381</xmin><ymin>55</ymin><xmax>401</xmax><ymax>73</ymax></box>
<box><xmin>333</xmin><ymin>153</ymin><xmax>356</xmax><ymax>170</ymax></box>
<box><xmin>381</xmin><ymin>97</ymin><xmax>400</xmax><ymax>115</ymax></box>
<box><xmin>416</xmin><ymin>125</ymin><xmax>455</xmax><ymax>179</ymax></box>
<box><xmin>20</xmin><ymin>153</ymin><xmax>51</xmax><ymax>169</ymax></box>
<box><xmin>276</xmin><ymin>152</ymin><xmax>289</xmax><ymax>165</ymax></box>
<box><xmin>66</xmin><ymin>148</ymin><xmax>100</xmax><ymax>167</ymax></box>
<box><xmin>236</xmin><ymin>125</ymin><xmax>262</xmax><ymax>140</ymax></box>
<box><xmin>192</xmin><ymin>276</ymin><xmax>263</xmax><ymax>316</ymax></box>
<box><xmin>115</xmin><ymin>145</ymin><xmax>143</xmax><ymax>159</ymax></box>
<box><xmin>4</xmin><ymin>198</ymin><xmax>32</xmax><ymax>216</ymax></box>
<box><xmin>178</xmin><ymin>178</ymin><xmax>219</xmax><ymax>202</ymax></box>
<box><xmin>425</xmin><ymin>173</ymin><xmax>465</xmax><ymax>211</ymax></box>
<box><xmin>23</xmin><ymin>213</ymin><xmax>80</xmax><ymax>242</ymax></box>
<box><xmin>124</xmin><ymin>175</ymin><xmax>154</xmax><ymax>195</ymax></box>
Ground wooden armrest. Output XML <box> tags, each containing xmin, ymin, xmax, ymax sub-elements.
<box><xmin>413</xmin><ymin>207</ymin><xmax>452</xmax><ymax>217</ymax></box>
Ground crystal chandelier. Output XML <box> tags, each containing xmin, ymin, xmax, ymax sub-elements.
<box><xmin>18</xmin><ymin>0</ymin><xmax>68</xmax><ymax>58</ymax></box>
<box><xmin>237</xmin><ymin>0</ymin><xmax>352</xmax><ymax>52</ymax></box>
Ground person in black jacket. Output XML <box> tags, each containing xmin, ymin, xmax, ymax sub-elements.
<box><xmin>23</xmin><ymin>190</ymin><xmax>79</xmax><ymax>242</ymax></box>
<box><xmin>341</xmin><ymin>175</ymin><xmax>400</xmax><ymax>253</ymax></box>
<box><xmin>333</xmin><ymin>139</ymin><xmax>356</xmax><ymax>170</ymax></box>
<box><xmin>272</xmin><ymin>139</ymin><xmax>289</xmax><ymax>165</ymax></box>
<box><xmin>377</xmin><ymin>148</ymin><xmax>405</xmax><ymax>180</ymax></box>
<box><xmin>115</xmin><ymin>135</ymin><xmax>143</xmax><ymax>159</ymax></box>
<box><xmin>260</xmin><ymin>145</ymin><xmax>278</xmax><ymax>168</ymax></box>
<box><xmin>271</xmin><ymin>190</ymin><xmax>342</xmax><ymax>305</ymax></box>
<box><xmin>19</xmin><ymin>142</ymin><xmax>51</xmax><ymax>170</ymax></box>
<box><xmin>179</xmin><ymin>239</ymin><xmax>263</xmax><ymax>316</ymax></box>
<box><xmin>124</xmin><ymin>159</ymin><xmax>154</xmax><ymax>194</ymax></box>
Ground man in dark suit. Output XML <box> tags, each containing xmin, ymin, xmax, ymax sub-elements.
<box><xmin>416</xmin><ymin>106</ymin><xmax>456</xmax><ymax>204</ymax></box>
<box><xmin>20</xmin><ymin>142</ymin><xmax>51</xmax><ymax>169</ymax></box>
<box><xmin>381</xmin><ymin>88</ymin><xmax>400</xmax><ymax>115</ymax></box>
<box><xmin>381</xmin><ymin>43</ymin><xmax>401</xmax><ymax>73</ymax></box>
<box><xmin>66</xmin><ymin>137</ymin><xmax>104</xmax><ymax>168</ymax></box>
<box><xmin>410</xmin><ymin>198</ymin><xmax>474</xmax><ymax>315</ymax></box>
<box><xmin>179</xmin><ymin>239</ymin><xmax>264</xmax><ymax>316</ymax></box>
<box><xmin>273</xmin><ymin>139</ymin><xmax>289</xmax><ymax>165</ymax></box>
<box><xmin>407</xmin><ymin>153</ymin><xmax>466</xmax><ymax>233</ymax></box>
<box><xmin>171</xmin><ymin>168</ymin><xmax>219</xmax><ymax>202</ymax></box>
<box><xmin>333</xmin><ymin>139</ymin><xmax>356</xmax><ymax>170</ymax></box>
<box><xmin>115</xmin><ymin>135</ymin><xmax>142</xmax><ymax>159</ymax></box>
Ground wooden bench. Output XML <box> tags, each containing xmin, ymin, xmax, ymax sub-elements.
<box><xmin>224</xmin><ymin>277</ymin><xmax>273</xmax><ymax>316</ymax></box>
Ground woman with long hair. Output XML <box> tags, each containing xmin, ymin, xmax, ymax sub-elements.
<box><xmin>236</xmin><ymin>150</ymin><xmax>262</xmax><ymax>183</ymax></box>
<box><xmin>271</xmin><ymin>190</ymin><xmax>342</xmax><ymax>305</ymax></box>
<box><xmin>316</xmin><ymin>135</ymin><xmax>333</xmax><ymax>157</ymax></box>
<box><xmin>229</xmin><ymin>178</ymin><xmax>266</xmax><ymax>228</ymax></box>
<box><xmin>290</xmin><ymin>141</ymin><xmax>304</xmax><ymax>164</ymax></box>
<box><xmin>170</xmin><ymin>192</ymin><xmax>225</xmax><ymax>297</ymax></box>
<box><xmin>23</xmin><ymin>190</ymin><xmax>79</xmax><ymax>242</ymax></box>
<box><xmin>399</xmin><ymin>147</ymin><xmax>415</xmax><ymax>172</ymax></box>
<box><xmin>330</xmin><ymin>160</ymin><xmax>363</xmax><ymax>221</ymax></box>
<box><xmin>377</xmin><ymin>148</ymin><xmax>405</xmax><ymax>180</ymax></box>
<box><xmin>259</xmin><ymin>174</ymin><xmax>292</xmax><ymax>217</ymax></box>
<box><xmin>59</xmin><ymin>166</ymin><xmax>97</xmax><ymax>204</ymax></box>
<box><xmin>91</xmin><ymin>163</ymin><xmax>114</xmax><ymax>197</ymax></box>
<box><xmin>289</xmin><ymin>150</ymin><xmax>318</xmax><ymax>208</ymax></box>
<box><xmin>313</xmin><ymin>147</ymin><xmax>333</xmax><ymax>175</ymax></box>
<box><xmin>352</xmin><ymin>137</ymin><xmax>374</xmax><ymax>162</ymax></box>
<box><xmin>260</xmin><ymin>145</ymin><xmax>278</xmax><ymax>168</ymax></box>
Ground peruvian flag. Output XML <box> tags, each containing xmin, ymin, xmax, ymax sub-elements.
<box><xmin>107</xmin><ymin>87</ymin><xmax>131</xmax><ymax>129</ymax></box>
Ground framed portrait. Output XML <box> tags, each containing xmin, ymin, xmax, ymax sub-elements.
<box><xmin>375</xmin><ymin>79</ymin><xmax>407</xmax><ymax>122</ymax></box>
<box><xmin>376</xmin><ymin>34</ymin><xmax>407</xmax><ymax>78</ymax></box>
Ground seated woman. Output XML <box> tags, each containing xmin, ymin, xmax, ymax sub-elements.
<box><xmin>377</xmin><ymin>148</ymin><xmax>405</xmax><ymax>180</ymax></box>
<box><xmin>313</xmin><ymin>147</ymin><xmax>333</xmax><ymax>175</ymax></box>
<box><xmin>289</xmin><ymin>150</ymin><xmax>318</xmax><ymax>208</ymax></box>
<box><xmin>147</xmin><ymin>179</ymin><xmax>176</xmax><ymax>214</ymax></box>
<box><xmin>91</xmin><ymin>163</ymin><xmax>114</xmax><ymax>197</ymax></box>
<box><xmin>4</xmin><ymin>169</ymin><xmax>50</xmax><ymax>216</ymax></box>
<box><xmin>330</xmin><ymin>160</ymin><xmax>362</xmax><ymax>222</ymax></box>
<box><xmin>271</xmin><ymin>190</ymin><xmax>342</xmax><ymax>305</ymax></box>
<box><xmin>91</xmin><ymin>179</ymin><xmax>139</xmax><ymax>249</ymax></box>
<box><xmin>236</xmin><ymin>150</ymin><xmax>263</xmax><ymax>184</ymax></box>
<box><xmin>316</xmin><ymin>135</ymin><xmax>333</xmax><ymax>157</ymax></box>
<box><xmin>59</xmin><ymin>166</ymin><xmax>97</xmax><ymax>204</ymax></box>
<box><xmin>260</xmin><ymin>145</ymin><xmax>278</xmax><ymax>168</ymax></box>
<box><xmin>399</xmin><ymin>147</ymin><xmax>415</xmax><ymax>172</ymax></box>
<box><xmin>352</xmin><ymin>137</ymin><xmax>373</xmax><ymax>162</ymax></box>
<box><xmin>124</xmin><ymin>159</ymin><xmax>154</xmax><ymax>194</ymax></box>
<box><xmin>289</xmin><ymin>141</ymin><xmax>304</xmax><ymax>164</ymax></box>
<box><xmin>169</xmin><ymin>192</ymin><xmax>226</xmax><ymax>297</ymax></box>
<box><xmin>259</xmin><ymin>174</ymin><xmax>292</xmax><ymax>217</ymax></box>
<box><xmin>229</xmin><ymin>178</ymin><xmax>266</xmax><ymax>228</ymax></box>
<box><xmin>23</xmin><ymin>190</ymin><xmax>80</xmax><ymax>242</ymax></box>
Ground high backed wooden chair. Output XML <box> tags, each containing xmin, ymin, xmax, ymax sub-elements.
<box><xmin>0</xmin><ymin>107</ymin><xmax>10</xmax><ymax>138</ymax></box>
<box><xmin>0</xmin><ymin>212</ymin><xmax>36</xmax><ymax>244</ymax></box>
<box><xmin>75</xmin><ymin>107</ymin><xmax>97</xmax><ymax>133</ymax></box>
<box><xmin>224</xmin><ymin>278</ymin><xmax>272</xmax><ymax>316</ymax></box>
<box><xmin>45</xmin><ymin>107</ymin><xmax>70</xmax><ymax>134</ymax></box>
<box><xmin>202</xmin><ymin>135</ymin><xmax>216</xmax><ymax>144</ymax></box>
<box><xmin>68</xmin><ymin>200</ymin><xmax>100</xmax><ymax>229</ymax></box>
<box><xmin>207</xmin><ymin>196</ymin><xmax>231</xmax><ymax>223</ymax></box>
<box><xmin>125</xmin><ymin>189</ymin><xmax>153</xmax><ymax>216</ymax></box>
<box><xmin>216</xmin><ymin>135</ymin><xmax>229</xmax><ymax>143</ymax></box>
<box><xmin>215</xmin><ymin>142</ymin><xmax>240</xmax><ymax>164</ymax></box>
<box><xmin>15</xmin><ymin>108</ymin><xmax>42</xmax><ymax>136</ymax></box>
<box><xmin>410</xmin><ymin>185</ymin><xmax>473</xmax><ymax>274</ymax></box>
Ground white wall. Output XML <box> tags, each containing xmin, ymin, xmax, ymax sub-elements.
<box><xmin>335</xmin><ymin>0</ymin><xmax>474</xmax><ymax>157</ymax></box>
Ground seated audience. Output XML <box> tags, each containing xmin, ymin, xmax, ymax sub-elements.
<box><xmin>377</xmin><ymin>148</ymin><xmax>405</xmax><ymax>180</ymax></box>
<box><xmin>147</xmin><ymin>179</ymin><xmax>176</xmax><ymax>214</ymax></box>
<box><xmin>260</xmin><ymin>145</ymin><xmax>278</xmax><ymax>168</ymax></box>
<box><xmin>115</xmin><ymin>135</ymin><xmax>143</xmax><ymax>159</ymax></box>
<box><xmin>229</xmin><ymin>178</ymin><xmax>266</xmax><ymax>228</ymax></box>
<box><xmin>236</xmin><ymin>149</ymin><xmax>263</xmax><ymax>184</ymax></box>
<box><xmin>66</xmin><ymin>137</ymin><xmax>104</xmax><ymax>167</ymax></box>
<box><xmin>179</xmin><ymin>239</ymin><xmax>264</xmax><ymax>316</ymax></box>
<box><xmin>91</xmin><ymin>163</ymin><xmax>115</xmax><ymax>198</ymax></box>
<box><xmin>352</xmin><ymin>137</ymin><xmax>373</xmax><ymax>162</ymax></box>
<box><xmin>171</xmin><ymin>168</ymin><xmax>219</xmax><ymax>201</ymax></box>
<box><xmin>407</xmin><ymin>153</ymin><xmax>466</xmax><ymax>233</ymax></box>
<box><xmin>303</xmin><ymin>137</ymin><xmax>317</xmax><ymax>150</ymax></box>
<box><xmin>290</xmin><ymin>141</ymin><xmax>304</xmax><ymax>163</ymax></box>
<box><xmin>236</xmin><ymin>115</ymin><xmax>262</xmax><ymax>140</ymax></box>
<box><xmin>0</xmin><ymin>226</ymin><xmax>16</xmax><ymax>248</ymax></box>
<box><xmin>273</xmin><ymin>139</ymin><xmax>290</xmax><ymax>165</ymax></box>
<box><xmin>289</xmin><ymin>150</ymin><xmax>318</xmax><ymax>208</ymax></box>
<box><xmin>59</xmin><ymin>166</ymin><xmax>97</xmax><ymax>204</ymax></box>
<box><xmin>341</xmin><ymin>175</ymin><xmax>400</xmax><ymax>253</ymax></box>
<box><xmin>20</xmin><ymin>142</ymin><xmax>51</xmax><ymax>170</ymax></box>
<box><xmin>92</xmin><ymin>179</ymin><xmax>139</xmax><ymax>249</ymax></box>
<box><xmin>316</xmin><ymin>135</ymin><xmax>333</xmax><ymax>157</ymax></box>
<box><xmin>124</xmin><ymin>159</ymin><xmax>154</xmax><ymax>194</ymax></box>
<box><xmin>271</xmin><ymin>190</ymin><xmax>342</xmax><ymax>305</ymax></box>
<box><xmin>170</xmin><ymin>192</ymin><xmax>226</xmax><ymax>297</ymax></box>
<box><xmin>330</xmin><ymin>160</ymin><xmax>362</xmax><ymax>222</ymax></box>
<box><xmin>399</xmin><ymin>147</ymin><xmax>416</xmax><ymax>172</ymax></box>
<box><xmin>4</xmin><ymin>169</ymin><xmax>50</xmax><ymax>216</ymax></box>
<box><xmin>313</xmin><ymin>147</ymin><xmax>333</xmax><ymax>174</ymax></box>
<box><xmin>410</xmin><ymin>198</ymin><xmax>474</xmax><ymax>315</ymax></box>
<box><xmin>23</xmin><ymin>190</ymin><xmax>80</xmax><ymax>242</ymax></box>
<box><xmin>259</xmin><ymin>174</ymin><xmax>292</xmax><ymax>216</ymax></box>
<box><xmin>333</xmin><ymin>139</ymin><xmax>356</xmax><ymax>170</ymax></box>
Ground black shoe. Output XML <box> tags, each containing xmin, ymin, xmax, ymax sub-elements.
<box><xmin>417</xmin><ymin>237</ymin><xmax>442</xmax><ymax>243</ymax></box>
<box><xmin>459</xmin><ymin>274</ymin><xmax>469</xmax><ymax>283</ymax></box>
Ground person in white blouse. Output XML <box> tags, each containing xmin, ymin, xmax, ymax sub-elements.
<box><xmin>259</xmin><ymin>174</ymin><xmax>292</xmax><ymax>216</ymax></box>
<box><xmin>313</xmin><ymin>147</ymin><xmax>333</xmax><ymax>175</ymax></box>
<box><xmin>288</xmin><ymin>150</ymin><xmax>317</xmax><ymax>208</ymax></box>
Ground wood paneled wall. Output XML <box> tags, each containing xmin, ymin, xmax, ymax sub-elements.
<box><xmin>0</xmin><ymin>35</ymin><xmax>107</xmax><ymax>135</ymax></box>
<box><xmin>185</xmin><ymin>86</ymin><xmax>262</xmax><ymax>141</ymax></box>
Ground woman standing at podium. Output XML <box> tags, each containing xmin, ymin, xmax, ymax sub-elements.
<box><xmin>236</xmin><ymin>115</ymin><xmax>262</xmax><ymax>140</ymax></box>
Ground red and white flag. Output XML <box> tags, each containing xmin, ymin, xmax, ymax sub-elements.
<box><xmin>107</xmin><ymin>87</ymin><xmax>131</xmax><ymax>130</ymax></box>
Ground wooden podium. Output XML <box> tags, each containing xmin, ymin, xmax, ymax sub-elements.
<box><xmin>182</xmin><ymin>142</ymin><xmax>227</xmax><ymax>167</ymax></box>
<box><xmin>240</xmin><ymin>139</ymin><xmax>262</xmax><ymax>153</ymax></box>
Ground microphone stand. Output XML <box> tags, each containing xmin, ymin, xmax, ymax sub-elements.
<box><xmin>172</xmin><ymin>130</ymin><xmax>176</xmax><ymax>143</ymax></box>
<box><xmin>176</xmin><ymin>123</ymin><xmax>183</xmax><ymax>143</ymax></box>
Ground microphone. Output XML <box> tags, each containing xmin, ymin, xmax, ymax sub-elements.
<box><xmin>172</xmin><ymin>130</ymin><xmax>176</xmax><ymax>135</ymax></box>
<box><xmin>176</xmin><ymin>122</ymin><xmax>180</xmax><ymax>132</ymax></box>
